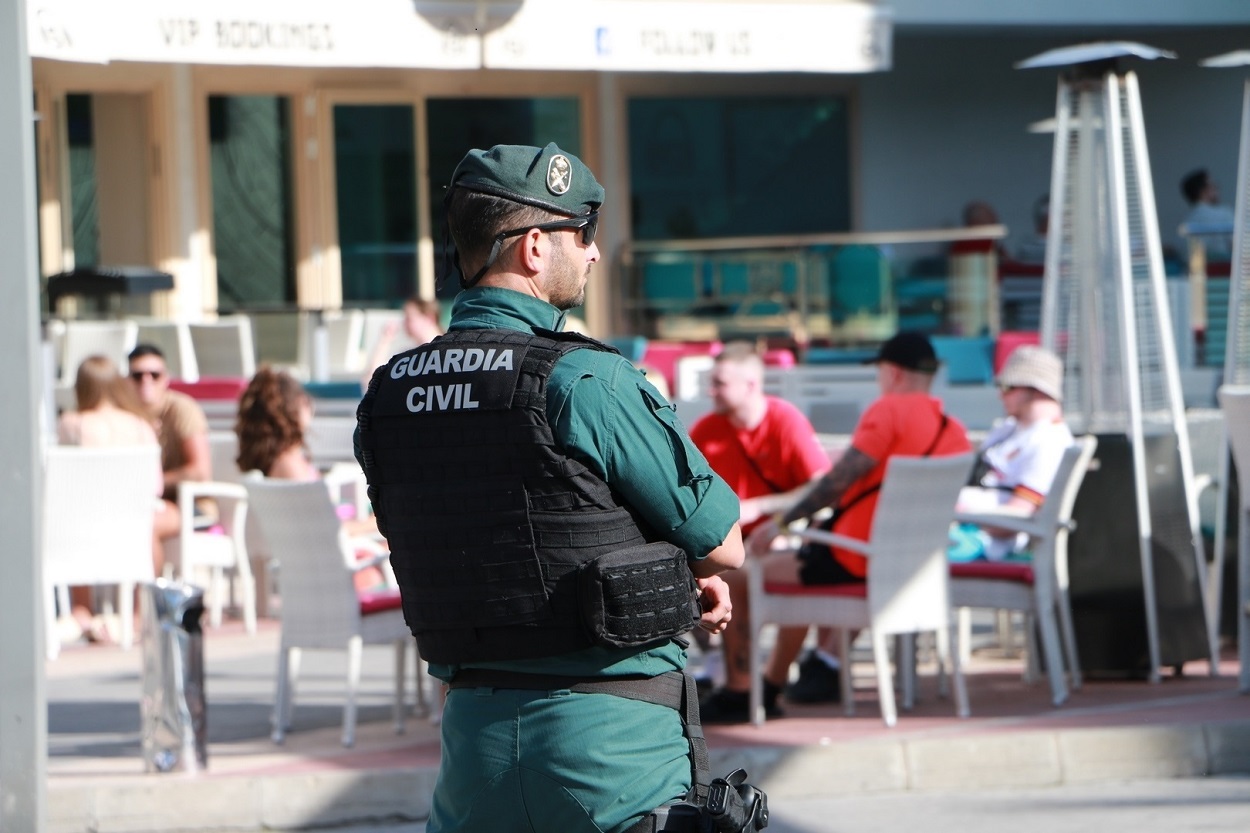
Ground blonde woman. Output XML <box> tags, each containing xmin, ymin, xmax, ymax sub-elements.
<box><xmin>56</xmin><ymin>355</ymin><xmax>174</xmax><ymax>641</ymax></box>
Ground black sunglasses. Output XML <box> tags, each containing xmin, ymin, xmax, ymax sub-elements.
<box><xmin>496</xmin><ymin>211</ymin><xmax>599</xmax><ymax>248</ymax></box>
<box><xmin>462</xmin><ymin>211</ymin><xmax>600</xmax><ymax>288</ymax></box>
<box><xmin>130</xmin><ymin>369</ymin><xmax>165</xmax><ymax>381</ymax></box>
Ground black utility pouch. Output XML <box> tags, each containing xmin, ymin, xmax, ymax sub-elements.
<box><xmin>580</xmin><ymin>542</ymin><xmax>700</xmax><ymax>648</ymax></box>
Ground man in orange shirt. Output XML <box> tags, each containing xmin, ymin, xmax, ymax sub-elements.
<box><xmin>704</xmin><ymin>331</ymin><xmax>971</xmax><ymax>723</ymax></box>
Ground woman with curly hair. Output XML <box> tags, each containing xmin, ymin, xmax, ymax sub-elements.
<box><xmin>235</xmin><ymin>366</ymin><xmax>319</xmax><ymax>480</ymax></box>
<box><xmin>235</xmin><ymin>367</ymin><xmax>381</xmax><ymax>557</ymax></box>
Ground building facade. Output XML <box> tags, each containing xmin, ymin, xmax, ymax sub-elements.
<box><xmin>25</xmin><ymin>0</ymin><xmax>1250</xmax><ymax>340</ymax></box>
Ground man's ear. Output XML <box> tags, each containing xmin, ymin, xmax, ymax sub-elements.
<box><xmin>516</xmin><ymin>227</ymin><xmax>548</xmax><ymax>276</ymax></box>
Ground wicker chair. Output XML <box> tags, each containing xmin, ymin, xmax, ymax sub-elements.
<box><xmin>748</xmin><ymin>452</ymin><xmax>974</xmax><ymax>727</ymax></box>
<box><xmin>950</xmin><ymin>436</ymin><xmax>1098</xmax><ymax>706</ymax></box>
<box><xmin>242</xmin><ymin>477</ymin><xmax>419</xmax><ymax>747</ymax></box>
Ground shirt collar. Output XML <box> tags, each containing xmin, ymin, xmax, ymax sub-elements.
<box><xmin>448</xmin><ymin>286</ymin><xmax>568</xmax><ymax>334</ymax></box>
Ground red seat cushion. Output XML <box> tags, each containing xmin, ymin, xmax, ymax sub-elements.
<box><xmin>169</xmin><ymin>377</ymin><xmax>250</xmax><ymax>401</ymax></box>
<box><xmin>358</xmin><ymin>587</ymin><xmax>404</xmax><ymax>615</ymax></box>
<box><xmin>949</xmin><ymin>560</ymin><xmax>1034</xmax><ymax>584</ymax></box>
<box><xmin>762</xmin><ymin>581</ymin><xmax>867</xmax><ymax>599</ymax></box>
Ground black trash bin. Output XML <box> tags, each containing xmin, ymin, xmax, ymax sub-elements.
<box><xmin>140</xmin><ymin>579</ymin><xmax>207</xmax><ymax>773</ymax></box>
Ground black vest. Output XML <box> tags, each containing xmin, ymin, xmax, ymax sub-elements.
<box><xmin>357</xmin><ymin>328</ymin><xmax>698</xmax><ymax>664</ymax></box>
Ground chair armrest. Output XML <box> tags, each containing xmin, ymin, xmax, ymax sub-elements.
<box><xmin>793</xmin><ymin>527</ymin><xmax>873</xmax><ymax>556</ymax></box>
<box><xmin>178</xmin><ymin>480</ymin><xmax>248</xmax><ymax>504</ymax></box>
<box><xmin>347</xmin><ymin>533</ymin><xmax>388</xmax><ymax>557</ymax></box>
<box><xmin>352</xmin><ymin>549</ymin><xmax>390</xmax><ymax>571</ymax></box>
<box><xmin>954</xmin><ymin>509</ymin><xmax>1045</xmax><ymax>538</ymax></box>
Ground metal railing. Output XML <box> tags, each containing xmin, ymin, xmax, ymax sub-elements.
<box><xmin>618</xmin><ymin>224</ymin><xmax>1009</xmax><ymax>346</ymax></box>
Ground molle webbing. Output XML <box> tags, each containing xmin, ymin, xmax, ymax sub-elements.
<box><xmin>358</xmin><ymin>329</ymin><xmax>687</xmax><ymax>664</ymax></box>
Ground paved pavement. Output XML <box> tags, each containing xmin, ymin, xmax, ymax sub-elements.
<box><xmin>45</xmin><ymin>616</ymin><xmax>1250</xmax><ymax>833</ymax></box>
<box><xmin>235</xmin><ymin>776</ymin><xmax>1250</xmax><ymax>833</ymax></box>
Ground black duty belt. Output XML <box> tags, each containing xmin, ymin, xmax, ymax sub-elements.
<box><xmin>448</xmin><ymin>668</ymin><xmax>710</xmax><ymax>804</ymax></box>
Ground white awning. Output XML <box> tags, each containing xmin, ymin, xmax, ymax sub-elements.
<box><xmin>28</xmin><ymin>0</ymin><xmax>891</xmax><ymax>73</ymax></box>
<box><xmin>27</xmin><ymin>0</ymin><xmax>480</xmax><ymax>68</ymax></box>
<box><xmin>483</xmin><ymin>0</ymin><xmax>893</xmax><ymax>73</ymax></box>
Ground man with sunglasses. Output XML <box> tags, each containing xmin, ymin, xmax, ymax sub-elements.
<box><xmin>127</xmin><ymin>344</ymin><xmax>212</xmax><ymax>506</ymax></box>
<box><xmin>357</xmin><ymin>143</ymin><xmax>745</xmax><ymax>833</ymax></box>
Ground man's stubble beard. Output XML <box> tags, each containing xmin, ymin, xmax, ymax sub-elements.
<box><xmin>548</xmin><ymin>240</ymin><xmax>588</xmax><ymax>311</ymax></box>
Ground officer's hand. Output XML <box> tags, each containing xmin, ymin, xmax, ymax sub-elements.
<box><xmin>695</xmin><ymin>575</ymin><xmax>732</xmax><ymax>634</ymax></box>
<box><xmin>745</xmin><ymin>519</ymin><xmax>781</xmax><ymax>557</ymax></box>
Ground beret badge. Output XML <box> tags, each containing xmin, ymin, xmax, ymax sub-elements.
<box><xmin>547</xmin><ymin>154</ymin><xmax>572</xmax><ymax>195</ymax></box>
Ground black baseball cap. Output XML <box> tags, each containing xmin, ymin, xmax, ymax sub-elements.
<box><xmin>864</xmin><ymin>331</ymin><xmax>940</xmax><ymax>374</ymax></box>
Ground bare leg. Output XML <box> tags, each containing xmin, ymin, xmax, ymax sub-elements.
<box><xmin>719</xmin><ymin>567</ymin><xmax>752</xmax><ymax>692</ymax></box>
<box><xmin>765</xmin><ymin>627</ymin><xmax>811</xmax><ymax>689</ymax></box>
<box><xmin>152</xmin><ymin>498</ymin><xmax>179</xmax><ymax>577</ymax></box>
<box><xmin>720</xmin><ymin>552</ymin><xmax>808</xmax><ymax>693</ymax></box>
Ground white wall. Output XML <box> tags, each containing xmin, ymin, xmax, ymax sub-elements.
<box><xmin>855</xmin><ymin>29</ymin><xmax>1250</xmax><ymax>261</ymax></box>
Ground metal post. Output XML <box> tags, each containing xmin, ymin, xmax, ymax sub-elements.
<box><xmin>1104</xmin><ymin>73</ymin><xmax>1163</xmax><ymax>683</ymax></box>
<box><xmin>0</xmin><ymin>0</ymin><xmax>48</xmax><ymax>830</ymax></box>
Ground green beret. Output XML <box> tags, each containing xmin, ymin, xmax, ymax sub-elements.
<box><xmin>448</xmin><ymin>143</ymin><xmax>603</xmax><ymax>216</ymax></box>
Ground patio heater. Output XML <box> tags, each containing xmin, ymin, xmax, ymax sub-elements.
<box><xmin>1021</xmin><ymin>42</ymin><xmax>1215</xmax><ymax>681</ymax></box>
<box><xmin>1202</xmin><ymin>50</ymin><xmax>1250</xmax><ymax>691</ymax></box>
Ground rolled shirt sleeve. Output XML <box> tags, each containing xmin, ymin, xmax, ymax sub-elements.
<box><xmin>547</xmin><ymin>350</ymin><xmax>739</xmax><ymax>560</ymax></box>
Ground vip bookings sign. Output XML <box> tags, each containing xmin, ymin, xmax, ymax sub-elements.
<box><xmin>26</xmin><ymin>0</ymin><xmax>479</xmax><ymax>68</ymax></box>
<box><xmin>28</xmin><ymin>0</ymin><xmax>890</xmax><ymax>73</ymax></box>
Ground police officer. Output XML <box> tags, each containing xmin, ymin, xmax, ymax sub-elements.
<box><xmin>356</xmin><ymin>143</ymin><xmax>745</xmax><ymax>833</ymax></box>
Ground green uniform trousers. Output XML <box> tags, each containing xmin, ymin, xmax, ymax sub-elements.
<box><xmin>427</xmin><ymin>685</ymin><xmax>692</xmax><ymax>833</ymax></box>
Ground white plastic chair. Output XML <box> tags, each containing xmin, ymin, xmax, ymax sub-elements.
<box><xmin>163</xmin><ymin>478</ymin><xmax>256</xmax><ymax>634</ymax></box>
<box><xmin>1216</xmin><ymin>386</ymin><xmax>1250</xmax><ymax>693</ymax></box>
<box><xmin>188</xmin><ymin>317</ymin><xmax>256</xmax><ymax>379</ymax></box>
<box><xmin>242</xmin><ymin>477</ymin><xmax>420</xmax><ymax>747</ymax></box>
<box><xmin>748</xmin><ymin>452</ymin><xmax>975</xmax><ymax>727</ymax></box>
<box><xmin>134</xmin><ymin>319</ymin><xmax>199</xmax><ymax>382</ymax></box>
<box><xmin>324</xmin><ymin>309</ymin><xmax>366</xmax><ymax>377</ymax></box>
<box><xmin>58</xmin><ymin>319</ymin><xmax>139</xmax><ymax>386</ymax></box>
<box><xmin>208</xmin><ymin>431</ymin><xmax>274</xmax><ymax>618</ymax></box>
<box><xmin>55</xmin><ymin>319</ymin><xmax>139</xmax><ymax>411</ymax></box>
<box><xmin>305</xmin><ymin>415</ymin><xmax>361</xmax><ymax>468</ymax></box>
<box><xmin>949</xmin><ymin>436</ymin><xmax>1098</xmax><ymax>706</ymax></box>
<box><xmin>42</xmin><ymin>445</ymin><xmax>160</xmax><ymax>659</ymax></box>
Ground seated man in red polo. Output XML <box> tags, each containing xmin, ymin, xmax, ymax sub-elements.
<box><xmin>689</xmin><ymin>341</ymin><xmax>831</xmax><ymax>709</ymax></box>
<box><xmin>700</xmin><ymin>332</ymin><xmax>971</xmax><ymax>723</ymax></box>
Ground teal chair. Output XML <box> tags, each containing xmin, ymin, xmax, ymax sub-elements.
<box><xmin>931</xmin><ymin>336</ymin><xmax>996</xmax><ymax>385</ymax></box>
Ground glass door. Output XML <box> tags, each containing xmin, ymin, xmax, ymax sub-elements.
<box><xmin>208</xmin><ymin>95</ymin><xmax>296</xmax><ymax>310</ymax></box>
<box><xmin>332</xmin><ymin>104</ymin><xmax>418</xmax><ymax>305</ymax></box>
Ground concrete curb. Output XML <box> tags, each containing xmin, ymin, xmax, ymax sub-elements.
<box><xmin>48</xmin><ymin>718</ymin><xmax>1250</xmax><ymax>833</ymax></box>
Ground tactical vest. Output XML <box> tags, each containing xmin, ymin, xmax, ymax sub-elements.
<box><xmin>356</xmin><ymin>328</ymin><xmax>699</xmax><ymax>664</ymax></box>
